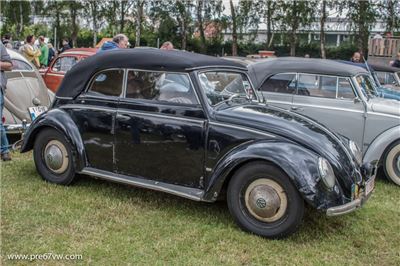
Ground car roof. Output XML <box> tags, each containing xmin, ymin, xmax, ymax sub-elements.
<box><xmin>6</xmin><ymin>48</ymin><xmax>29</xmax><ymax>62</ymax></box>
<box><xmin>248</xmin><ymin>57</ymin><xmax>369</xmax><ymax>89</ymax></box>
<box><xmin>368</xmin><ymin>63</ymin><xmax>400</xmax><ymax>73</ymax></box>
<box><xmin>60</xmin><ymin>48</ymin><xmax>97</xmax><ymax>56</ymax></box>
<box><xmin>56</xmin><ymin>48</ymin><xmax>247</xmax><ymax>98</ymax></box>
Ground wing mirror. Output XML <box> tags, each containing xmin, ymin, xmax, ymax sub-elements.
<box><xmin>353</xmin><ymin>97</ymin><xmax>361</xmax><ymax>103</ymax></box>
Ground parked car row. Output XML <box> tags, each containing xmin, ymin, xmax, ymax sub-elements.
<box><xmin>20</xmin><ymin>48</ymin><xmax>395</xmax><ymax>239</ymax></box>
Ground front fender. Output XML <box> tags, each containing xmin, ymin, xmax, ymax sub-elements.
<box><xmin>20</xmin><ymin>108</ymin><xmax>87</xmax><ymax>171</ymax></box>
<box><xmin>363</xmin><ymin>125</ymin><xmax>400</xmax><ymax>166</ymax></box>
<box><xmin>204</xmin><ymin>140</ymin><xmax>344</xmax><ymax>210</ymax></box>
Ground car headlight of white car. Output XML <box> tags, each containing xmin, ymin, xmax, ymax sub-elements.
<box><xmin>349</xmin><ymin>140</ymin><xmax>363</xmax><ymax>165</ymax></box>
<box><xmin>318</xmin><ymin>157</ymin><xmax>336</xmax><ymax>189</ymax></box>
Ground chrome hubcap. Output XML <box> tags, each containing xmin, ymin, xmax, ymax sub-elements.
<box><xmin>44</xmin><ymin>140</ymin><xmax>68</xmax><ymax>174</ymax></box>
<box><xmin>245</xmin><ymin>179</ymin><xmax>287</xmax><ymax>222</ymax></box>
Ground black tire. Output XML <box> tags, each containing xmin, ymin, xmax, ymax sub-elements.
<box><xmin>227</xmin><ymin>162</ymin><xmax>304</xmax><ymax>239</ymax></box>
<box><xmin>33</xmin><ymin>128</ymin><xmax>76</xmax><ymax>185</ymax></box>
<box><xmin>383</xmin><ymin>140</ymin><xmax>400</xmax><ymax>186</ymax></box>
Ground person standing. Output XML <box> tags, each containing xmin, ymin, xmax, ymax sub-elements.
<box><xmin>350</xmin><ymin>51</ymin><xmax>362</xmax><ymax>63</ymax></box>
<box><xmin>160</xmin><ymin>41</ymin><xmax>174</xmax><ymax>50</ymax></box>
<box><xmin>59</xmin><ymin>38</ymin><xmax>71</xmax><ymax>53</ymax></box>
<box><xmin>22</xmin><ymin>35</ymin><xmax>41</xmax><ymax>68</ymax></box>
<box><xmin>0</xmin><ymin>42</ymin><xmax>13</xmax><ymax>161</ymax></box>
<box><xmin>98</xmin><ymin>34</ymin><xmax>129</xmax><ymax>53</ymax></box>
<box><xmin>38</xmin><ymin>36</ymin><xmax>49</xmax><ymax>68</ymax></box>
<box><xmin>47</xmin><ymin>43</ymin><xmax>56</xmax><ymax>66</ymax></box>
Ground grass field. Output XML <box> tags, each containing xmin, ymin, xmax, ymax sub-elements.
<box><xmin>1</xmin><ymin>151</ymin><xmax>399</xmax><ymax>265</ymax></box>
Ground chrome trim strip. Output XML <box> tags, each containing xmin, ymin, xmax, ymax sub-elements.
<box><xmin>45</xmin><ymin>73</ymin><xmax>65</xmax><ymax>77</ymax></box>
<box><xmin>61</xmin><ymin>104</ymin><xmax>205</xmax><ymax>124</ymax></box>
<box><xmin>366</xmin><ymin>111</ymin><xmax>400</xmax><ymax>119</ymax></box>
<box><xmin>209</xmin><ymin>122</ymin><xmax>276</xmax><ymax>138</ymax></box>
<box><xmin>186</xmin><ymin>65</ymin><xmax>247</xmax><ymax>71</ymax></box>
<box><xmin>80</xmin><ymin>167</ymin><xmax>205</xmax><ymax>201</ymax></box>
<box><xmin>117</xmin><ymin>109</ymin><xmax>205</xmax><ymax>124</ymax></box>
<box><xmin>290</xmin><ymin>102</ymin><xmax>365</xmax><ymax>113</ymax></box>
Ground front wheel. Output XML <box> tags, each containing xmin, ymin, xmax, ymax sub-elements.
<box><xmin>33</xmin><ymin>128</ymin><xmax>76</xmax><ymax>185</ymax></box>
<box><xmin>227</xmin><ymin>162</ymin><xmax>304</xmax><ymax>239</ymax></box>
<box><xmin>383</xmin><ymin>141</ymin><xmax>400</xmax><ymax>186</ymax></box>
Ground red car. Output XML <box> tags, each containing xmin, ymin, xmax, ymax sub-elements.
<box><xmin>40</xmin><ymin>48</ymin><xmax>97</xmax><ymax>92</ymax></box>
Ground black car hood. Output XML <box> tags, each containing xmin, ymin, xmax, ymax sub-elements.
<box><xmin>214</xmin><ymin>104</ymin><xmax>359</xmax><ymax>191</ymax></box>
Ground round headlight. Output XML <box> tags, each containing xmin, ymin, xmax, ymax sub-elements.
<box><xmin>349</xmin><ymin>141</ymin><xmax>362</xmax><ymax>165</ymax></box>
<box><xmin>318</xmin><ymin>157</ymin><xmax>336</xmax><ymax>189</ymax></box>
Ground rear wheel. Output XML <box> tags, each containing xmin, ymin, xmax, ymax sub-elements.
<box><xmin>227</xmin><ymin>162</ymin><xmax>304</xmax><ymax>239</ymax></box>
<box><xmin>383</xmin><ymin>141</ymin><xmax>400</xmax><ymax>186</ymax></box>
<box><xmin>33</xmin><ymin>128</ymin><xmax>76</xmax><ymax>185</ymax></box>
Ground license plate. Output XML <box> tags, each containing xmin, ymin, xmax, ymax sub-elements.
<box><xmin>365</xmin><ymin>176</ymin><xmax>375</xmax><ymax>195</ymax></box>
<box><xmin>28</xmin><ymin>106</ymin><xmax>48</xmax><ymax>121</ymax></box>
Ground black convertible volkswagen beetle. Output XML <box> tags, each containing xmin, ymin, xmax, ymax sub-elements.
<box><xmin>21</xmin><ymin>48</ymin><xmax>375</xmax><ymax>238</ymax></box>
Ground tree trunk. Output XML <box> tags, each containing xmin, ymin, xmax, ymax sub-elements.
<box><xmin>181</xmin><ymin>18</ymin><xmax>187</xmax><ymax>50</ymax></box>
<box><xmin>92</xmin><ymin>2</ymin><xmax>98</xmax><ymax>47</ymax></box>
<box><xmin>120</xmin><ymin>0</ymin><xmax>125</xmax><ymax>33</ymax></box>
<box><xmin>197</xmin><ymin>0</ymin><xmax>207</xmax><ymax>53</ymax></box>
<box><xmin>230</xmin><ymin>0</ymin><xmax>238</xmax><ymax>56</ymax></box>
<box><xmin>266</xmin><ymin>1</ymin><xmax>272</xmax><ymax>49</ymax></box>
<box><xmin>70</xmin><ymin>4</ymin><xmax>79</xmax><ymax>48</ymax></box>
<box><xmin>19</xmin><ymin>2</ymin><xmax>24</xmax><ymax>36</ymax></box>
<box><xmin>320</xmin><ymin>0</ymin><xmax>327</xmax><ymax>59</ymax></box>
<box><xmin>290</xmin><ymin>32</ymin><xmax>297</xmax><ymax>56</ymax></box>
<box><xmin>358</xmin><ymin>0</ymin><xmax>367</xmax><ymax>58</ymax></box>
<box><xmin>135</xmin><ymin>1</ymin><xmax>144</xmax><ymax>47</ymax></box>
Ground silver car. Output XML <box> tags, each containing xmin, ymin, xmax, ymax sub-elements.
<box><xmin>3</xmin><ymin>49</ymin><xmax>54</xmax><ymax>134</ymax></box>
<box><xmin>248</xmin><ymin>58</ymin><xmax>400</xmax><ymax>186</ymax></box>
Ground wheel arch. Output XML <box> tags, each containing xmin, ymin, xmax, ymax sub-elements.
<box><xmin>363</xmin><ymin>125</ymin><xmax>400</xmax><ymax>167</ymax></box>
<box><xmin>203</xmin><ymin>140</ymin><xmax>342</xmax><ymax>210</ymax></box>
<box><xmin>20</xmin><ymin>108</ymin><xmax>87</xmax><ymax>171</ymax></box>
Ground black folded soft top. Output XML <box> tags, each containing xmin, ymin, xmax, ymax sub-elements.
<box><xmin>56</xmin><ymin>48</ymin><xmax>246</xmax><ymax>98</ymax></box>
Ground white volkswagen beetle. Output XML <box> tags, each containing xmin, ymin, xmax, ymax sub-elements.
<box><xmin>3</xmin><ymin>49</ymin><xmax>54</xmax><ymax>135</ymax></box>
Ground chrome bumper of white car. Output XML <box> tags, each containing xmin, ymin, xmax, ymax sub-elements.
<box><xmin>4</xmin><ymin>123</ymin><xmax>30</xmax><ymax>134</ymax></box>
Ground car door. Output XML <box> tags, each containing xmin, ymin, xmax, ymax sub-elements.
<box><xmin>259</xmin><ymin>73</ymin><xmax>296</xmax><ymax>110</ymax></box>
<box><xmin>45</xmin><ymin>55</ymin><xmax>78</xmax><ymax>92</ymax></box>
<box><xmin>67</xmin><ymin>69</ymin><xmax>124</xmax><ymax>172</ymax></box>
<box><xmin>115</xmin><ymin>70</ymin><xmax>206</xmax><ymax>188</ymax></box>
<box><xmin>292</xmin><ymin>73</ymin><xmax>365</xmax><ymax>149</ymax></box>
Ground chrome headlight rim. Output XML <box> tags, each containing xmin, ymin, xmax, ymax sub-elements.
<box><xmin>318</xmin><ymin>157</ymin><xmax>336</xmax><ymax>189</ymax></box>
<box><xmin>349</xmin><ymin>140</ymin><xmax>362</xmax><ymax>165</ymax></box>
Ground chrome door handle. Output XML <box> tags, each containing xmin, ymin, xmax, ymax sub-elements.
<box><xmin>291</xmin><ymin>106</ymin><xmax>303</xmax><ymax>111</ymax></box>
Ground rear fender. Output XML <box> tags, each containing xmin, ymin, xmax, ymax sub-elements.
<box><xmin>20</xmin><ymin>108</ymin><xmax>87</xmax><ymax>171</ymax></box>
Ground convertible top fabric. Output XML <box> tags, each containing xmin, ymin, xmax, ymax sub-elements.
<box><xmin>369</xmin><ymin>63</ymin><xmax>400</xmax><ymax>73</ymax></box>
<box><xmin>56</xmin><ymin>48</ymin><xmax>246</xmax><ymax>98</ymax></box>
<box><xmin>248</xmin><ymin>57</ymin><xmax>369</xmax><ymax>89</ymax></box>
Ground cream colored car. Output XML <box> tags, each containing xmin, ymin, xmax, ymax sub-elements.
<box><xmin>3</xmin><ymin>49</ymin><xmax>54</xmax><ymax>134</ymax></box>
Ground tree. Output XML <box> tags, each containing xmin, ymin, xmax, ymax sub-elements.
<box><xmin>67</xmin><ymin>1</ymin><xmax>83</xmax><ymax>47</ymax></box>
<box><xmin>320</xmin><ymin>0</ymin><xmax>327</xmax><ymax>59</ymax></box>
<box><xmin>344</xmin><ymin>0</ymin><xmax>378</xmax><ymax>57</ymax></box>
<box><xmin>83</xmin><ymin>0</ymin><xmax>106</xmax><ymax>47</ymax></box>
<box><xmin>262</xmin><ymin>0</ymin><xmax>281</xmax><ymax>49</ymax></box>
<box><xmin>279</xmin><ymin>0</ymin><xmax>315</xmax><ymax>56</ymax></box>
<box><xmin>377</xmin><ymin>0</ymin><xmax>400</xmax><ymax>34</ymax></box>
<box><xmin>0</xmin><ymin>1</ymin><xmax>32</xmax><ymax>40</ymax></box>
<box><xmin>228</xmin><ymin>0</ymin><xmax>262</xmax><ymax>56</ymax></box>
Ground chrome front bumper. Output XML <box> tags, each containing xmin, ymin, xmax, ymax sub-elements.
<box><xmin>326</xmin><ymin>171</ymin><xmax>375</xmax><ymax>217</ymax></box>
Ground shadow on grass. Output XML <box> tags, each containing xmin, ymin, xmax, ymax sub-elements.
<box><xmin>66</xmin><ymin>173</ymin><xmax>356</xmax><ymax>242</ymax></box>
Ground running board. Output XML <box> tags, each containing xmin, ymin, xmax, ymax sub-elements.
<box><xmin>80</xmin><ymin>168</ymin><xmax>205</xmax><ymax>201</ymax></box>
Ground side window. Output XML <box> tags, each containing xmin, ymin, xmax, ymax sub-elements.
<box><xmin>126</xmin><ymin>71</ymin><xmax>198</xmax><ymax>105</ymax></box>
<box><xmin>261</xmin><ymin>73</ymin><xmax>296</xmax><ymax>94</ymax></box>
<box><xmin>298</xmin><ymin>74</ymin><xmax>336</xmax><ymax>98</ymax></box>
<box><xmin>88</xmin><ymin>69</ymin><xmax>123</xmax><ymax>97</ymax></box>
<box><xmin>11</xmin><ymin>59</ymin><xmax>33</xmax><ymax>71</ymax></box>
<box><xmin>52</xmin><ymin>56</ymin><xmax>78</xmax><ymax>72</ymax></box>
<box><xmin>337</xmin><ymin>78</ymin><xmax>355</xmax><ymax>99</ymax></box>
<box><xmin>375</xmin><ymin>72</ymin><xmax>386</xmax><ymax>84</ymax></box>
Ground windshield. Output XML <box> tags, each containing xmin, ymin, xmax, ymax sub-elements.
<box><xmin>198</xmin><ymin>71</ymin><xmax>257</xmax><ymax>106</ymax></box>
<box><xmin>355</xmin><ymin>74</ymin><xmax>379</xmax><ymax>99</ymax></box>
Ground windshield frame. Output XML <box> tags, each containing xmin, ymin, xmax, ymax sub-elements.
<box><xmin>354</xmin><ymin>73</ymin><xmax>379</xmax><ymax>100</ymax></box>
<box><xmin>195</xmin><ymin>69</ymin><xmax>260</xmax><ymax>108</ymax></box>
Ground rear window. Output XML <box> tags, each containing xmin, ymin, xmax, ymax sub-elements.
<box><xmin>261</xmin><ymin>73</ymin><xmax>296</xmax><ymax>94</ymax></box>
<box><xmin>87</xmin><ymin>69</ymin><xmax>124</xmax><ymax>97</ymax></box>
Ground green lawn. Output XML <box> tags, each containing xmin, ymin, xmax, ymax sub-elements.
<box><xmin>1</xmin><ymin>151</ymin><xmax>399</xmax><ymax>265</ymax></box>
